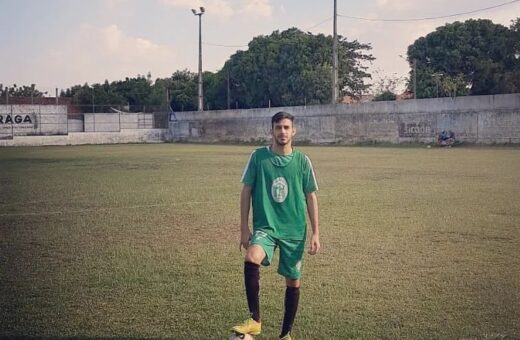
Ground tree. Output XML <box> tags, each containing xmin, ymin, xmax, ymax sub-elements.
<box><xmin>62</xmin><ymin>75</ymin><xmax>157</xmax><ymax>112</ymax></box>
<box><xmin>407</xmin><ymin>18</ymin><xmax>519</xmax><ymax>97</ymax></box>
<box><xmin>209</xmin><ymin>28</ymin><xmax>374</xmax><ymax>109</ymax></box>
<box><xmin>112</xmin><ymin>75</ymin><xmax>154</xmax><ymax>112</ymax></box>
<box><xmin>0</xmin><ymin>83</ymin><xmax>46</xmax><ymax>97</ymax></box>
<box><xmin>202</xmin><ymin>71</ymin><xmax>226</xmax><ymax>110</ymax></box>
<box><xmin>168</xmin><ymin>70</ymin><xmax>197</xmax><ymax>112</ymax></box>
<box><xmin>371</xmin><ymin>71</ymin><xmax>405</xmax><ymax>101</ymax></box>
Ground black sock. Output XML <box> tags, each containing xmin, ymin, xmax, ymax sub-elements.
<box><xmin>280</xmin><ymin>286</ymin><xmax>300</xmax><ymax>337</ymax></box>
<box><xmin>244</xmin><ymin>261</ymin><xmax>260</xmax><ymax>322</ymax></box>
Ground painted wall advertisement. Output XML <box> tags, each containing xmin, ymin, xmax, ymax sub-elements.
<box><xmin>0</xmin><ymin>113</ymin><xmax>38</xmax><ymax>138</ymax></box>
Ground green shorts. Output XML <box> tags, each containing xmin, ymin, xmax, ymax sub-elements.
<box><xmin>250</xmin><ymin>230</ymin><xmax>305</xmax><ymax>280</ymax></box>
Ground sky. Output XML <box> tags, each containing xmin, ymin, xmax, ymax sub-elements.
<box><xmin>0</xmin><ymin>0</ymin><xmax>518</xmax><ymax>96</ymax></box>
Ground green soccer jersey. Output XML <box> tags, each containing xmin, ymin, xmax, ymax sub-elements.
<box><xmin>241</xmin><ymin>146</ymin><xmax>318</xmax><ymax>240</ymax></box>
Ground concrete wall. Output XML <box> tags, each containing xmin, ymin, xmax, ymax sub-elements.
<box><xmin>2</xmin><ymin>94</ymin><xmax>518</xmax><ymax>146</ymax></box>
<box><xmin>0</xmin><ymin>129</ymin><xmax>171</xmax><ymax>147</ymax></box>
<box><xmin>84</xmin><ymin>113</ymin><xmax>154</xmax><ymax>132</ymax></box>
<box><xmin>0</xmin><ymin>108</ymin><xmax>155</xmax><ymax>137</ymax></box>
<box><xmin>170</xmin><ymin>93</ymin><xmax>520</xmax><ymax>144</ymax></box>
<box><xmin>67</xmin><ymin>118</ymin><xmax>84</xmax><ymax>132</ymax></box>
<box><xmin>0</xmin><ymin>104</ymin><xmax>68</xmax><ymax>138</ymax></box>
<box><xmin>0</xmin><ymin>107</ymin><xmax>165</xmax><ymax>147</ymax></box>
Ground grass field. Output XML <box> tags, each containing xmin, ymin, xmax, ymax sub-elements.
<box><xmin>0</xmin><ymin>144</ymin><xmax>519</xmax><ymax>339</ymax></box>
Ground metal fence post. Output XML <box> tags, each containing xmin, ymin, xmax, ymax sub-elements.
<box><xmin>11</xmin><ymin>104</ymin><xmax>14</xmax><ymax>139</ymax></box>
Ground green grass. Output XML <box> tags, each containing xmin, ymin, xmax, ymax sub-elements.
<box><xmin>1</xmin><ymin>144</ymin><xmax>519</xmax><ymax>339</ymax></box>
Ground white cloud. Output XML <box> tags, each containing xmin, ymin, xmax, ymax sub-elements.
<box><xmin>375</xmin><ymin>0</ymin><xmax>414</xmax><ymax>11</ymax></box>
<box><xmin>104</xmin><ymin>0</ymin><xmax>129</xmax><ymax>11</ymax></box>
<box><xmin>280</xmin><ymin>4</ymin><xmax>287</xmax><ymax>16</ymax></box>
<box><xmin>33</xmin><ymin>24</ymin><xmax>178</xmax><ymax>90</ymax></box>
<box><xmin>160</xmin><ymin>0</ymin><xmax>200</xmax><ymax>6</ymax></box>
<box><xmin>159</xmin><ymin>0</ymin><xmax>272</xmax><ymax>19</ymax></box>
<box><xmin>239</xmin><ymin>0</ymin><xmax>272</xmax><ymax>17</ymax></box>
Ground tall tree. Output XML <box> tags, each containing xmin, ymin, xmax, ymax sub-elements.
<box><xmin>211</xmin><ymin>28</ymin><xmax>373</xmax><ymax>109</ymax></box>
<box><xmin>407</xmin><ymin>18</ymin><xmax>519</xmax><ymax>98</ymax></box>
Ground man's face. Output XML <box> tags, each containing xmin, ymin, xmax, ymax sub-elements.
<box><xmin>272</xmin><ymin>118</ymin><xmax>295</xmax><ymax>146</ymax></box>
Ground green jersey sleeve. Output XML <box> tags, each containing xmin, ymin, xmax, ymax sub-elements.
<box><xmin>241</xmin><ymin>150</ymin><xmax>256</xmax><ymax>186</ymax></box>
<box><xmin>303</xmin><ymin>155</ymin><xmax>318</xmax><ymax>193</ymax></box>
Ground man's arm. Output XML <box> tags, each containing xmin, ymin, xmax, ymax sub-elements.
<box><xmin>306</xmin><ymin>191</ymin><xmax>320</xmax><ymax>255</ymax></box>
<box><xmin>240</xmin><ymin>184</ymin><xmax>253</xmax><ymax>250</ymax></box>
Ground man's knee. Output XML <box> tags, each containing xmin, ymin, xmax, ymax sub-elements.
<box><xmin>245</xmin><ymin>245</ymin><xmax>265</xmax><ymax>265</ymax></box>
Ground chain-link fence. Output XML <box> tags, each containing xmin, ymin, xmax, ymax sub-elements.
<box><xmin>71</xmin><ymin>104</ymin><xmax>170</xmax><ymax>114</ymax></box>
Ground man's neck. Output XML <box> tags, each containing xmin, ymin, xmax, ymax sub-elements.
<box><xmin>271</xmin><ymin>143</ymin><xmax>293</xmax><ymax>156</ymax></box>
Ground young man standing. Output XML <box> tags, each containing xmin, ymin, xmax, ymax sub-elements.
<box><xmin>232</xmin><ymin>111</ymin><xmax>320</xmax><ymax>340</ymax></box>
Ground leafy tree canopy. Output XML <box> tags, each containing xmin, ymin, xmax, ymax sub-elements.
<box><xmin>0</xmin><ymin>84</ymin><xmax>46</xmax><ymax>97</ymax></box>
<box><xmin>407</xmin><ymin>18</ymin><xmax>520</xmax><ymax>98</ymax></box>
<box><xmin>214</xmin><ymin>27</ymin><xmax>374</xmax><ymax>108</ymax></box>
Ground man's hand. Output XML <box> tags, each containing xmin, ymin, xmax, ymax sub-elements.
<box><xmin>240</xmin><ymin>228</ymin><xmax>251</xmax><ymax>251</ymax></box>
<box><xmin>308</xmin><ymin>233</ymin><xmax>320</xmax><ymax>255</ymax></box>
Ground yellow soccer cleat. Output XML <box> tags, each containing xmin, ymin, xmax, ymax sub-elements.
<box><xmin>279</xmin><ymin>333</ymin><xmax>293</xmax><ymax>340</ymax></box>
<box><xmin>231</xmin><ymin>318</ymin><xmax>262</xmax><ymax>336</ymax></box>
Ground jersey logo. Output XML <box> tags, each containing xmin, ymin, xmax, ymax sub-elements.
<box><xmin>271</xmin><ymin>177</ymin><xmax>288</xmax><ymax>203</ymax></box>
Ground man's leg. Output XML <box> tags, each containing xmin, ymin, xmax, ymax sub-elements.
<box><xmin>231</xmin><ymin>245</ymin><xmax>266</xmax><ymax>335</ymax></box>
<box><xmin>244</xmin><ymin>245</ymin><xmax>265</xmax><ymax>322</ymax></box>
<box><xmin>278</xmin><ymin>239</ymin><xmax>305</xmax><ymax>339</ymax></box>
<box><xmin>232</xmin><ymin>232</ymin><xmax>275</xmax><ymax>335</ymax></box>
<box><xmin>280</xmin><ymin>278</ymin><xmax>300</xmax><ymax>338</ymax></box>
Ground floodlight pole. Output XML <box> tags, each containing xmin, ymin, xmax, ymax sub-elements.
<box><xmin>192</xmin><ymin>7</ymin><xmax>205</xmax><ymax>111</ymax></box>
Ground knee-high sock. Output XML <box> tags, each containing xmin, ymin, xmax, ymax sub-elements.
<box><xmin>281</xmin><ymin>286</ymin><xmax>300</xmax><ymax>337</ymax></box>
<box><xmin>244</xmin><ymin>261</ymin><xmax>260</xmax><ymax>322</ymax></box>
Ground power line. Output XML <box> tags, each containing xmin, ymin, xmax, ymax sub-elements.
<box><xmin>305</xmin><ymin>16</ymin><xmax>333</xmax><ymax>31</ymax></box>
<box><xmin>203</xmin><ymin>16</ymin><xmax>334</xmax><ymax>48</ymax></box>
<box><xmin>338</xmin><ymin>0</ymin><xmax>520</xmax><ymax>22</ymax></box>
<box><xmin>201</xmin><ymin>0</ymin><xmax>518</xmax><ymax>49</ymax></box>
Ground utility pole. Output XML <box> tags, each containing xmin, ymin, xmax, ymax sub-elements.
<box><xmin>332</xmin><ymin>0</ymin><xmax>338</xmax><ymax>104</ymax></box>
<box><xmin>413</xmin><ymin>59</ymin><xmax>417</xmax><ymax>99</ymax></box>
<box><xmin>192</xmin><ymin>7</ymin><xmax>205</xmax><ymax>111</ymax></box>
<box><xmin>227</xmin><ymin>67</ymin><xmax>230</xmax><ymax>110</ymax></box>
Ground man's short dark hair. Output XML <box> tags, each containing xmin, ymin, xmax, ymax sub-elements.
<box><xmin>271</xmin><ymin>111</ymin><xmax>294</xmax><ymax>127</ymax></box>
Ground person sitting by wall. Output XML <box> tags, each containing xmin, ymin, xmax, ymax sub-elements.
<box><xmin>438</xmin><ymin>130</ymin><xmax>456</xmax><ymax>147</ymax></box>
